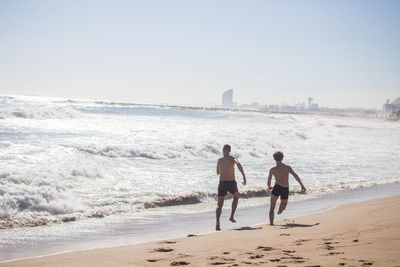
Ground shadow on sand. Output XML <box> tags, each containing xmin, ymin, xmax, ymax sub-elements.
<box><xmin>279</xmin><ymin>222</ymin><xmax>320</xmax><ymax>228</ymax></box>
<box><xmin>234</xmin><ymin>226</ymin><xmax>263</xmax><ymax>231</ymax></box>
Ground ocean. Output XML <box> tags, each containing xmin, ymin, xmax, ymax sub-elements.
<box><xmin>1</xmin><ymin>95</ymin><xmax>399</xmax><ymax>261</ymax></box>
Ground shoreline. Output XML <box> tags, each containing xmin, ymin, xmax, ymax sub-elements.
<box><xmin>1</xmin><ymin>183</ymin><xmax>400</xmax><ymax>265</ymax></box>
<box><xmin>2</xmin><ymin>195</ymin><xmax>399</xmax><ymax>266</ymax></box>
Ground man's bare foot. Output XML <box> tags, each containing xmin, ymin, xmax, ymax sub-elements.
<box><xmin>229</xmin><ymin>217</ymin><xmax>236</xmax><ymax>223</ymax></box>
<box><xmin>277</xmin><ymin>206</ymin><xmax>286</xmax><ymax>214</ymax></box>
<box><xmin>216</xmin><ymin>223</ymin><xmax>221</xmax><ymax>231</ymax></box>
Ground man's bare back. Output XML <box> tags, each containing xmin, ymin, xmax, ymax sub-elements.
<box><xmin>217</xmin><ymin>156</ymin><xmax>237</xmax><ymax>181</ymax></box>
<box><xmin>269</xmin><ymin>163</ymin><xmax>292</xmax><ymax>188</ymax></box>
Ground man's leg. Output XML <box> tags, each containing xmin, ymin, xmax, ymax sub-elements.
<box><xmin>216</xmin><ymin>196</ymin><xmax>225</xmax><ymax>231</ymax></box>
<box><xmin>269</xmin><ymin>195</ymin><xmax>278</xmax><ymax>225</ymax></box>
<box><xmin>230</xmin><ymin>192</ymin><xmax>239</xmax><ymax>223</ymax></box>
<box><xmin>277</xmin><ymin>198</ymin><xmax>288</xmax><ymax>214</ymax></box>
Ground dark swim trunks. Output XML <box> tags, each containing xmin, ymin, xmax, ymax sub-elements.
<box><xmin>271</xmin><ymin>184</ymin><xmax>289</xmax><ymax>200</ymax></box>
<box><xmin>218</xmin><ymin>180</ymin><xmax>238</xmax><ymax>196</ymax></box>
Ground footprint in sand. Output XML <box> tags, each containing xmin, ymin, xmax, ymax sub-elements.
<box><xmin>208</xmin><ymin>256</ymin><xmax>235</xmax><ymax>265</ymax></box>
<box><xmin>283</xmin><ymin>250</ymin><xmax>296</xmax><ymax>253</ymax></box>
<box><xmin>325</xmin><ymin>245</ymin><xmax>335</xmax><ymax>250</ymax></box>
<box><xmin>327</xmin><ymin>251</ymin><xmax>344</xmax><ymax>256</ymax></box>
<box><xmin>281</xmin><ymin>256</ymin><xmax>305</xmax><ymax>260</ymax></box>
<box><xmin>249</xmin><ymin>254</ymin><xmax>264</xmax><ymax>259</ymax></box>
<box><xmin>295</xmin><ymin>239</ymin><xmax>310</xmax><ymax>242</ymax></box>
<box><xmin>170</xmin><ymin>260</ymin><xmax>189</xmax><ymax>266</ymax></box>
<box><xmin>294</xmin><ymin>239</ymin><xmax>311</xmax><ymax>246</ymax></box>
<box><xmin>153</xmin><ymin>247</ymin><xmax>174</xmax><ymax>252</ymax></box>
<box><xmin>222</xmin><ymin>252</ymin><xmax>230</xmax><ymax>255</ymax></box>
<box><xmin>160</xmin><ymin>240</ymin><xmax>177</xmax><ymax>244</ymax></box>
<box><xmin>359</xmin><ymin>260</ymin><xmax>374</xmax><ymax>266</ymax></box>
<box><xmin>291</xmin><ymin>256</ymin><xmax>304</xmax><ymax>260</ymax></box>
<box><xmin>280</xmin><ymin>233</ymin><xmax>290</xmax><ymax>236</ymax></box>
<box><xmin>256</xmin><ymin>246</ymin><xmax>275</xmax><ymax>251</ymax></box>
<box><xmin>324</xmin><ymin>241</ymin><xmax>339</xmax><ymax>245</ymax></box>
<box><xmin>177</xmin><ymin>253</ymin><xmax>192</xmax><ymax>258</ymax></box>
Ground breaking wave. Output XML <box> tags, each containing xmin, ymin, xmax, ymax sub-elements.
<box><xmin>0</xmin><ymin>105</ymin><xmax>81</xmax><ymax>120</ymax></box>
<box><xmin>68</xmin><ymin>143</ymin><xmax>225</xmax><ymax>160</ymax></box>
<box><xmin>142</xmin><ymin>188</ymin><xmax>299</xmax><ymax>208</ymax></box>
<box><xmin>71</xmin><ymin>145</ymin><xmax>162</xmax><ymax>159</ymax></box>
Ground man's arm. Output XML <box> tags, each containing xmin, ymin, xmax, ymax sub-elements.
<box><xmin>267</xmin><ymin>169</ymin><xmax>273</xmax><ymax>190</ymax></box>
<box><xmin>288</xmin><ymin>166</ymin><xmax>306</xmax><ymax>192</ymax></box>
<box><xmin>234</xmin><ymin>158</ymin><xmax>246</xmax><ymax>185</ymax></box>
<box><xmin>216</xmin><ymin>159</ymin><xmax>220</xmax><ymax>175</ymax></box>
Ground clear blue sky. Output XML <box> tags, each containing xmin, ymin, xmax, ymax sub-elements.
<box><xmin>0</xmin><ymin>0</ymin><xmax>399</xmax><ymax>108</ymax></box>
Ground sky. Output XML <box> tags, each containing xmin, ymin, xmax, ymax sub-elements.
<box><xmin>0</xmin><ymin>0</ymin><xmax>399</xmax><ymax>109</ymax></box>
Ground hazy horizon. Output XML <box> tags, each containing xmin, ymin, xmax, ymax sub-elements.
<box><xmin>1</xmin><ymin>0</ymin><xmax>399</xmax><ymax>109</ymax></box>
<box><xmin>1</xmin><ymin>91</ymin><xmax>397</xmax><ymax>110</ymax></box>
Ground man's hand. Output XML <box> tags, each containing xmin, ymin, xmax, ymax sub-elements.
<box><xmin>242</xmin><ymin>177</ymin><xmax>247</xmax><ymax>185</ymax></box>
<box><xmin>301</xmin><ymin>186</ymin><xmax>306</xmax><ymax>193</ymax></box>
<box><xmin>268</xmin><ymin>185</ymin><xmax>273</xmax><ymax>191</ymax></box>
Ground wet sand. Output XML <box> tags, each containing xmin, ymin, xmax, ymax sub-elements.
<box><xmin>2</xmin><ymin>196</ymin><xmax>399</xmax><ymax>266</ymax></box>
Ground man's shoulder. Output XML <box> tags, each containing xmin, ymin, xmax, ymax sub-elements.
<box><xmin>221</xmin><ymin>156</ymin><xmax>236</xmax><ymax>163</ymax></box>
<box><xmin>229</xmin><ymin>156</ymin><xmax>237</xmax><ymax>162</ymax></box>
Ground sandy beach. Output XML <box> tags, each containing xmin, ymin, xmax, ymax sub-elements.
<box><xmin>2</xmin><ymin>196</ymin><xmax>399</xmax><ymax>267</ymax></box>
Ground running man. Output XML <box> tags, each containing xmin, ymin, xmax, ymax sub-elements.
<box><xmin>267</xmin><ymin>151</ymin><xmax>306</xmax><ymax>225</ymax></box>
<box><xmin>216</xmin><ymin>144</ymin><xmax>246</xmax><ymax>231</ymax></box>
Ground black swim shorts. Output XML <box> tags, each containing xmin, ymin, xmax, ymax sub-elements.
<box><xmin>271</xmin><ymin>184</ymin><xmax>289</xmax><ymax>200</ymax></box>
<box><xmin>218</xmin><ymin>180</ymin><xmax>238</xmax><ymax>196</ymax></box>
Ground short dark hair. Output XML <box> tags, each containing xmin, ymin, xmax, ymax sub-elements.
<box><xmin>273</xmin><ymin>151</ymin><xmax>284</xmax><ymax>161</ymax></box>
<box><xmin>223</xmin><ymin>144</ymin><xmax>231</xmax><ymax>151</ymax></box>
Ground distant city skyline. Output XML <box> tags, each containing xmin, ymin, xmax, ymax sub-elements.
<box><xmin>1</xmin><ymin>0</ymin><xmax>399</xmax><ymax>109</ymax></box>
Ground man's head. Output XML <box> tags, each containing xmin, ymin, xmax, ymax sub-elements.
<box><xmin>273</xmin><ymin>151</ymin><xmax>284</xmax><ymax>162</ymax></box>
<box><xmin>223</xmin><ymin>144</ymin><xmax>231</xmax><ymax>156</ymax></box>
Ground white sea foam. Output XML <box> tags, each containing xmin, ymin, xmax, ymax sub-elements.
<box><xmin>0</xmin><ymin>104</ymin><xmax>81</xmax><ymax>120</ymax></box>
<box><xmin>0</xmin><ymin>95</ymin><xmax>399</xmax><ymax>229</ymax></box>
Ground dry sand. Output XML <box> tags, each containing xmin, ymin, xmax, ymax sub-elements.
<box><xmin>2</xmin><ymin>196</ymin><xmax>399</xmax><ymax>267</ymax></box>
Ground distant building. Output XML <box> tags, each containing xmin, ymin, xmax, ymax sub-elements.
<box><xmin>307</xmin><ymin>97</ymin><xmax>319</xmax><ymax>110</ymax></box>
<box><xmin>296</xmin><ymin>102</ymin><xmax>306</xmax><ymax>110</ymax></box>
<box><xmin>222</xmin><ymin>89</ymin><xmax>233</xmax><ymax>107</ymax></box>
<box><xmin>383</xmin><ymin>97</ymin><xmax>400</xmax><ymax>115</ymax></box>
<box><xmin>307</xmin><ymin>97</ymin><xmax>313</xmax><ymax>109</ymax></box>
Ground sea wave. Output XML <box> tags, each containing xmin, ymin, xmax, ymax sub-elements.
<box><xmin>68</xmin><ymin>143</ymin><xmax>225</xmax><ymax>160</ymax></box>
<box><xmin>70</xmin><ymin>145</ymin><xmax>163</xmax><ymax>159</ymax></box>
<box><xmin>0</xmin><ymin>105</ymin><xmax>81</xmax><ymax>120</ymax></box>
<box><xmin>142</xmin><ymin>188</ymin><xmax>299</xmax><ymax>208</ymax></box>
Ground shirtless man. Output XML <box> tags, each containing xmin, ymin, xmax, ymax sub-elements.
<box><xmin>216</xmin><ymin>144</ymin><xmax>246</xmax><ymax>231</ymax></box>
<box><xmin>267</xmin><ymin>151</ymin><xmax>306</xmax><ymax>225</ymax></box>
